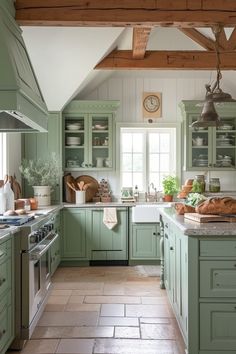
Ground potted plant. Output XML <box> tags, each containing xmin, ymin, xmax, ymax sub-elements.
<box><xmin>162</xmin><ymin>175</ymin><xmax>179</xmax><ymax>202</ymax></box>
<box><xmin>19</xmin><ymin>153</ymin><xmax>61</xmax><ymax>206</ymax></box>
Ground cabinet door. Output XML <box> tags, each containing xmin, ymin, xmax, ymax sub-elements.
<box><xmin>164</xmin><ymin>223</ymin><xmax>175</xmax><ymax>302</ymax></box>
<box><xmin>62</xmin><ymin>209</ymin><xmax>87</xmax><ymax>259</ymax></box>
<box><xmin>214</xmin><ymin>118</ymin><xmax>236</xmax><ymax>170</ymax></box>
<box><xmin>131</xmin><ymin>224</ymin><xmax>160</xmax><ymax>259</ymax></box>
<box><xmin>50</xmin><ymin>236</ymin><xmax>61</xmax><ymax>276</ymax></box>
<box><xmin>89</xmin><ymin>208</ymin><xmax>127</xmax><ymax>259</ymax></box>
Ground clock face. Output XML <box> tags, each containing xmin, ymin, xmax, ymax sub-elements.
<box><xmin>143</xmin><ymin>95</ymin><xmax>160</xmax><ymax>113</ymax></box>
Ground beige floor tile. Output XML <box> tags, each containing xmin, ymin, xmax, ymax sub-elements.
<box><xmin>100</xmin><ymin>304</ymin><xmax>124</xmax><ymax>317</ymax></box>
<box><xmin>93</xmin><ymin>338</ymin><xmax>178</xmax><ymax>354</ymax></box>
<box><xmin>62</xmin><ymin>326</ymin><xmax>114</xmax><ymax>338</ymax></box>
<box><xmin>71</xmin><ymin>289</ymin><xmax>103</xmax><ymax>296</ymax></box>
<box><xmin>114</xmin><ymin>327</ymin><xmax>140</xmax><ymax>339</ymax></box>
<box><xmin>47</xmin><ymin>295</ymin><xmax>70</xmax><ymax>305</ymax></box>
<box><xmin>65</xmin><ymin>304</ymin><xmax>101</xmax><ymax>312</ymax></box>
<box><xmin>44</xmin><ymin>304</ymin><xmax>66</xmax><ymax>312</ymax></box>
<box><xmin>51</xmin><ymin>290</ymin><xmax>73</xmax><ymax>296</ymax></box>
<box><xmin>68</xmin><ymin>296</ymin><xmax>85</xmax><ymax>304</ymax></box>
<box><xmin>38</xmin><ymin>311</ymin><xmax>99</xmax><ymax>327</ymax></box>
<box><xmin>84</xmin><ymin>295</ymin><xmax>141</xmax><ymax>304</ymax></box>
<box><xmin>98</xmin><ymin>317</ymin><xmax>139</xmax><ymax>327</ymax></box>
<box><xmin>126</xmin><ymin>304</ymin><xmax>172</xmax><ymax>318</ymax></box>
<box><xmin>56</xmin><ymin>338</ymin><xmax>94</xmax><ymax>353</ymax></box>
<box><xmin>32</xmin><ymin>326</ymin><xmax>65</xmax><ymax>339</ymax></box>
<box><xmin>53</xmin><ymin>282</ymin><xmax>104</xmax><ymax>290</ymax></box>
<box><xmin>141</xmin><ymin>323</ymin><xmax>176</xmax><ymax>339</ymax></box>
<box><xmin>20</xmin><ymin>339</ymin><xmax>59</xmax><ymax>353</ymax></box>
<box><xmin>103</xmin><ymin>283</ymin><xmax>125</xmax><ymax>295</ymax></box>
<box><xmin>141</xmin><ymin>296</ymin><xmax>168</xmax><ymax>304</ymax></box>
<box><xmin>140</xmin><ymin>317</ymin><xmax>171</xmax><ymax>324</ymax></box>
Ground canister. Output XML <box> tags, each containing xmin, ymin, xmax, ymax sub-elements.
<box><xmin>209</xmin><ymin>178</ymin><xmax>221</xmax><ymax>192</ymax></box>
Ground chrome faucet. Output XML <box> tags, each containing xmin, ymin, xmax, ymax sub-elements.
<box><xmin>146</xmin><ymin>183</ymin><xmax>159</xmax><ymax>202</ymax></box>
<box><xmin>148</xmin><ymin>182</ymin><xmax>155</xmax><ymax>195</ymax></box>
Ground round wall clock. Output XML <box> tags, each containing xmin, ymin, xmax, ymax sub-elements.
<box><xmin>143</xmin><ymin>94</ymin><xmax>160</xmax><ymax>113</ymax></box>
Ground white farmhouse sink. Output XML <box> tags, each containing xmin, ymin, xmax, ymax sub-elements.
<box><xmin>132</xmin><ymin>203</ymin><xmax>172</xmax><ymax>223</ymax></box>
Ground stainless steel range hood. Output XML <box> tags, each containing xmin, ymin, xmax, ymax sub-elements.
<box><xmin>0</xmin><ymin>1</ymin><xmax>48</xmax><ymax>132</ymax></box>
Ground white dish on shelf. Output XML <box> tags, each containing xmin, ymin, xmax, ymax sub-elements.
<box><xmin>94</xmin><ymin>124</ymin><xmax>108</xmax><ymax>130</ymax></box>
<box><xmin>66</xmin><ymin>123</ymin><xmax>82</xmax><ymax>130</ymax></box>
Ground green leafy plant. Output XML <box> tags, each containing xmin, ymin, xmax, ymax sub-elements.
<box><xmin>162</xmin><ymin>175</ymin><xmax>179</xmax><ymax>196</ymax></box>
<box><xmin>19</xmin><ymin>153</ymin><xmax>62</xmax><ymax>189</ymax></box>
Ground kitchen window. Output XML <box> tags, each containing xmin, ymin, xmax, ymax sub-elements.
<box><xmin>120</xmin><ymin>127</ymin><xmax>177</xmax><ymax>192</ymax></box>
<box><xmin>0</xmin><ymin>133</ymin><xmax>7</xmax><ymax>179</ymax></box>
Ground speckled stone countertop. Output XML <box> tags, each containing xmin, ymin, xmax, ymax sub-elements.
<box><xmin>160</xmin><ymin>207</ymin><xmax>236</xmax><ymax>236</ymax></box>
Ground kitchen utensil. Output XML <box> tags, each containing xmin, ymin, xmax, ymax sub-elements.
<box><xmin>63</xmin><ymin>174</ymin><xmax>75</xmax><ymax>203</ymax></box>
<box><xmin>76</xmin><ymin>175</ymin><xmax>99</xmax><ymax>202</ymax></box>
<box><xmin>66</xmin><ymin>181</ymin><xmax>77</xmax><ymax>192</ymax></box>
<box><xmin>78</xmin><ymin>181</ymin><xmax>85</xmax><ymax>190</ymax></box>
<box><xmin>75</xmin><ymin>191</ymin><xmax>86</xmax><ymax>204</ymax></box>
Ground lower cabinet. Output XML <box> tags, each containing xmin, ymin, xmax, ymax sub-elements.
<box><xmin>0</xmin><ymin>234</ymin><xmax>14</xmax><ymax>354</ymax></box>
<box><xmin>162</xmin><ymin>214</ymin><xmax>236</xmax><ymax>354</ymax></box>
<box><xmin>50</xmin><ymin>211</ymin><xmax>61</xmax><ymax>275</ymax></box>
<box><xmin>130</xmin><ymin>223</ymin><xmax>160</xmax><ymax>261</ymax></box>
<box><xmin>61</xmin><ymin>208</ymin><xmax>88</xmax><ymax>260</ymax></box>
<box><xmin>87</xmin><ymin>208</ymin><xmax>128</xmax><ymax>261</ymax></box>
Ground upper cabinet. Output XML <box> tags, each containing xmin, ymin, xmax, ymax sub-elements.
<box><xmin>62</xmin><ymin>100</ymin><xmax>119</xmax><ymax>171</ymax></box>
<box><xmin>180</xmin><ymin>101</ymin><xmax>236</xmax><ymax>171</ymax></box>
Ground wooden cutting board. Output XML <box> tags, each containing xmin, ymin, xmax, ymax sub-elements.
<box><xmin>184</xmin><ymin>213</ymin><xmax>236</xmax><ymax>223</ymax></box>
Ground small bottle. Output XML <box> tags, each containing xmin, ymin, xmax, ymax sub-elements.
<box><xmin>134</xmin><ymin>185</ymin><xmax>139</xmax><ymax>202</ymax></box>
<box><xmin>24</xmin><ymin>199</ymin><xmax>31</xmax><ymax>212</ymax></box>
<box><xmin>4</xmin><ymin>181</ymin><xmax>14</xmax><ymax>211</ymax></box>
<box><xmin>209</xmin><ymin>178</ymin><xmax>221</xmax><ymax>193</ymax></box>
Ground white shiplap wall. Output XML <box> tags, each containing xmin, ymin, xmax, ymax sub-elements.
<box><xmin>78</xmin><ymin>70</ymin><xmax>236</xmax><ymax>196</ymax></box>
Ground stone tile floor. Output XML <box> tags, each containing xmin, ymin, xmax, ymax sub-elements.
<box><xmin>7</xmin><ymin>266</ymin><xmax>185</xmax><ymax>354</ymax></box>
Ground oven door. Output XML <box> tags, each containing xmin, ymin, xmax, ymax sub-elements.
<box><xmin>21</xmin><ymin>233</ymin><xmax>59</xmax><ymax>337</ymax></box>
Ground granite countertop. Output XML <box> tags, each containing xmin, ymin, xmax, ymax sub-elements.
<box><xmin>64</xmin><ymin>202</ymin><xmax>136</xmax><ymax>208</ymax></box>
<box><xmin>160</xmin><ymin>207</ymin><xmax>236</xmax><ymax>236</ymax></box>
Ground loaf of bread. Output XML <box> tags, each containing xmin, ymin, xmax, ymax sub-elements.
<box><xmin>196</xmin><ymin>197</ymin><xmax>236</xmax><ymax>215</ymax></box>
<box><xmin>175</xmin><ymin>203</ymin><xmax>196</xmax><ymax>215</ymax></box>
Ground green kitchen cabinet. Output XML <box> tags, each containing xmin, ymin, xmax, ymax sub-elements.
<box><xmin>62</xmin><ymin>100</ymin><xmax>119</xmax><ymax>171</ymax></box>
<box><xmin>61</xmin><ymin>208</ymin><xmax>88</xmax><ymax>260</ymax></box>
<box><xmin>0</xmin><ymin>233</ymin><xmax>14</xmax><ymax>354</ymax></box>
<box><xmin>129</xmin><ymin>223</ymin><xmax>161</xmax><ymax>262</ymax></box>
<box><xmin>22</xmin><ymin>112</ymin><xmax>62</xmax><ymax>203</ymax></box>
<box><xmin>87</xmin><ymin>208</ymin><xmax>128</xmax><ymax>261</ymax></box>
<box><xmin>50</xmin><ymin>210</ymin><xmax>61</xmax><ymax>275</ymax></box>
<box><xmin>180</xmin><ymin>100</ymin><xmax>236</xmax><ymax>171</ymax></box>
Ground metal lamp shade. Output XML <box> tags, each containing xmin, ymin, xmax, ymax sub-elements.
<box><xmin>191</xmin><ymin>100</ymin><xmax>223</xmax><ymax>128</ymax></box>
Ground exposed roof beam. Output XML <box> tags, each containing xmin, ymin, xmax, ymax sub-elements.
<box><xmin>95</xmin><ymin>50</ymin><xmax>236</xmax><ymax>70</ymax></box>
<box><xmin>132</xmin><ymin>27</ymin><xmax>152</xmax><ymax>59</ymax></box>
<box><xmin>179</xmin><ymin>28</ymin><xmax>217</xmax><ymax>51</ymax></box>
<box><xmin>15</xmin><ymin>0</ymin><xmax>236</xmax><ymax>27</ymax></box>
<box><xmin>227</xmin><ymin>27</ymin><xmax>236</xmax><ymax>50</ymax></box>
<box><xmin>216</xmin><ymin>27</ymin><xmax>228</xmax><ymax>49</ymax></box>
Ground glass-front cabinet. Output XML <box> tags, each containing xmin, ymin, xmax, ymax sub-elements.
<box><xmin>180</xmin><ymin>101</ymin><xmax>236</xmax><ymax>171</ymax></box>
<box><xmin>62</xmin><ymin>100</ymin><xmax>119</xmax><ymax>171</ymax></box>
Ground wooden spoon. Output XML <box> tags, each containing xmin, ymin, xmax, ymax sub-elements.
<box><xmin>67</xmin><ymin>181</ymin><xmax>77</xmax><ymax>192</ymax></box>
<box><xmin>79</xmin><ymin>181</ymin><xmax>85</xmax><ymax>191</ymax></box>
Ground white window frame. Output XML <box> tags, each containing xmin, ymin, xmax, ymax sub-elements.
<box><xmin>116</xmin><ymin>122</ymin><xmax>181</xmax><ymax>193</ymax></box>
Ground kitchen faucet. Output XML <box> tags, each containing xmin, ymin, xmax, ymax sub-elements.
<box><xmin>146</xmin><ymin>183</ymin><xmax>159</xmax><ymax>202</ymax></box>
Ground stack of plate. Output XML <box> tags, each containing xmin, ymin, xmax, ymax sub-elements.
<box><xmin>217</xmin><ymin>123</ymin><xmax>234</xmax><ymax>130</ymax></box>
<box><xmin>216</xmin><ymin>155</ymin><xmax>232</xmax><ymax>167</ymax></box>
<box><xmin>66</xmin><ymin>122</ymin><xmax>82</xmax><ymax>130</ymax></box>
<box><xmin>216</xmin><ymin>136</ymin><xmax>232</xmax><ymax>146</ymax></box>
<box><xmin>66</xmin><ymin>136</ymin><xmax>81</xmax><ymax>146</ymax></box>
<box><xmin>193</xmin><ymin>154</ymin><xmax>208</xmax><ymax>167</ymax></box>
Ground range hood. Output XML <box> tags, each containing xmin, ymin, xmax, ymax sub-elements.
<box><xmin>0</xmin><ymin>2</ymin><xmax>48</xmax><ymax>132</ymax></box>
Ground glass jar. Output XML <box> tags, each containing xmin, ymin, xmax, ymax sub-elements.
<box><xmin>209</xmin><ymin>178</ymin><xmax>221</xmax><ymax>193</ymax></box>
<box><xmin>194</xmin><ymin>175</ymin><xmax>206</xmax><ymax>192</ymax></box>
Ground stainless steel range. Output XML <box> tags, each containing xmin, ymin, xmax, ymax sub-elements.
<box><xmin>12</xmin><ymin>210</ymin><xmax>59</xmax><ymax>349</ymax></box>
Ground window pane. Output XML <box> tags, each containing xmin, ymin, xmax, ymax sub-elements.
<box><xmin>149</xmin><ymin>134</ymin><xmax>159</xmax><ymax>153</ymax></box>
<box><xmin>122</xmin><ymin>173</ymin><xmax>133</xmax><ymax>187</ymax></box>
<box><xmin>149</xmin><ymin>173</ymin><xmax>160</xmax><ymax>190</ymax></box>
<box><xmin>133</xmin><ymin>154</ymin><xmax>143</xmax><ymax>172</ymax></box>
<box><xmin>122</xmin><ymin>153</ymin><xmax>132</xmax><ymax>171</ymax></box>
<box><xmin>149</xmin><ymin>154</ymin><xmax>159</xmax><ymax>172</ymax></box>
<box><xmin>133</xmin><ymin>173</ymin><xmax>143</xmax><ymax>190</ymax></box>
<box><xmin>122</xmin><ymin>133</ymin><xmax>132</xmax><ymax>152</ymax></box>
<box><xmin>160</xmin><ymin>154</ymin><xmax>170</xmax><ymax>171</ymax></box>
<box><xmin>160</xmin><ymin>134</ymin><xmax>170</xmax><ymax>152</ymax></box>
<box><xmin>133</xmin><ymin>133</ymin><xmax>143</xmax><ymax>152</ymax></box>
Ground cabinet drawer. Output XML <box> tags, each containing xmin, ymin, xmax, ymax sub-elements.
<box><xmin>200</xmin><ymin>260</ymin><xmax>236</xmax><ymax>297</ymax></box>
<box><xmin>0</xmin><ymin>291</ymin><xmax>12</xmax><ymax>353</ymax></box>
<box><xmin>0</xmin><ymin>238</ymin><xmax>11</xmax><ymax>264</ymax></box>
<box><xmin>200</xmin><ymin>303</ymin><xmax>236</xmax><ymax>351</ymax></box>
<box><xmin>0</xmin><ymin>257</ymin><xmax>11</xmax><ymax>298</ymax></box>
<box><xmin>200</xmin><ymin>240</ymin><xmax>236</xmax><ymax>257</ymax></box>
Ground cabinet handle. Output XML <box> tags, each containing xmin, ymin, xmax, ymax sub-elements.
<box><xmin>0</xmin><ymin>278</ymin><xmax>6</xmax><ymax>286</ymax></box>
<box><xmin>170</xmin><ymin>246</ymin><xmax>174</xmax><ymax>251</ymax></box>
<box><xmin>0</xmin><ymin>329</ymin><xmax>6</xmax><ymax>339</ymax></box>
<box><xmin>153</xmin><ymin>232</ymin><xmax>157</xmax><ymax>236</ymax></box>
<box><xmin>88</xmin><ymin>164</ymin><xmax>93</xmax><ymax>167</ymax></box>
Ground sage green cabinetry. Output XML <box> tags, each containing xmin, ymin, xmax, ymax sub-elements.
<box><xmin>22</xmin><ymin>112</ymin><xmax>62</xmax><ymax>203</ymax></box>
<box><xmin>130</xmin><ymin>223</ymin><xmax>160</xmax><ymax>262</ymax></box>
<box><xmin>180</xmin><ymin>100</ymin><xmax>236</xmax><ymax>171</ymax></box>
<box><xmin>0</xmin><ymin>234</ymin><xmax>14</xmax><ymax>354</ymax></box>
<box><xmin>62</xmin><ymin>100</ymin><xmax>119</xmax><ymax>171</ymax></box>
<box><xmin>61</xmin><ymin>208</ymin><xmax>88</xmax><ymax>260</ymax></box>
<box><xmin>87</xmin><ymin>208</ymin><xmax>128</xmax><ymax>261</ymax></box>
<box><xmin>50</xmin><ymin>211</ymin><xmax>61</xmax><ymax>276</ymax></box>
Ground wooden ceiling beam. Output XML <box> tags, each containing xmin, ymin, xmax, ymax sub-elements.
<box><xmin>178</xmin><ymin>28</ymin><xmax>217</xmax><ymax>51</ymax></box>
<box><xmin>132</xmin><ymin>27</ymin><xmax>152</xmax><ymax>59</ymax></box>
<box><xmin>95</xmin><ymin>50</ymin><xmax>236</xmax><ymax>70</ymax></box>
<box><xmin>227</xmin><ymin>27</ymin><xmax>236</xmax><ymax>50</ymax></box>
<box><xmin>15</xmin><ymin>0</ymin><xmax>236</xmax><ymax>27</ymax></box>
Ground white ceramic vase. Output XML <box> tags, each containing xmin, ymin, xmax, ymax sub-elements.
<box><xmin>33</xmin><ymin>186</ymin><xmax>51</xmax><ymax>207</ymax></box>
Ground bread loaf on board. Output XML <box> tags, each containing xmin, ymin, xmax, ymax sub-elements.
<box><xmin>195</xmin><ymin>197</ymin><xmax>236</xmax><ymax>215</ymax></box>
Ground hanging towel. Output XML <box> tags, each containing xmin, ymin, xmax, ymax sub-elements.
<box><xmin>103</xmin><ymin>208</ymin><xmax>118</xmax><ymax>230</ymax></box>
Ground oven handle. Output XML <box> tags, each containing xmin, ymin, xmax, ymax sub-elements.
<box><xmin>30</xmin><ymin>233</ymin><xmax>59</xmax><ymax>260</ymax></box>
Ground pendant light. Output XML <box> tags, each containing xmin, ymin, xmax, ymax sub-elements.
<box><xmin>191</xmin><ymin>26</ymin><xmax>235</xmax><ymax>128</ymax></box>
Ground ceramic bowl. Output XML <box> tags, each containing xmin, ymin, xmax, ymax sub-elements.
<box><xmin>67</xmin><ymin>123</ymin><xmax>82</xmax><ymax>130</ymax></box>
